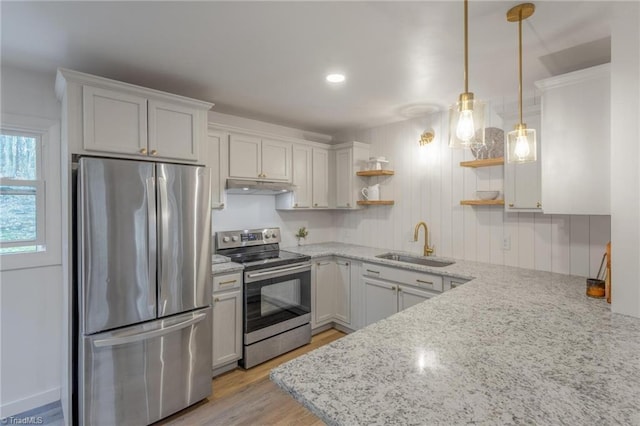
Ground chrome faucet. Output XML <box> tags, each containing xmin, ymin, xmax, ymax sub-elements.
<box><xmin>414</xmin><ymin>221</ymin><xmax>434</xmax><ymax>256</ymax></box>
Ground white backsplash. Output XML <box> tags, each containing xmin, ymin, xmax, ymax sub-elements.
<box><xmin>332</xmin><ymin>111</ymin><xmax>611</xmax><ymax>278</ymax></box>
<box><xmin>212</xmin><ymin>194</ymin><xmax>337</xmax><ymax>248</ymax></box>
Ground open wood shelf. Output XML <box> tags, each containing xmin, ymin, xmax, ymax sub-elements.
<box><xmin>357</xmin><ymin>200</ymin><xmax>395</xmax><ymax>206</ymax></box>
<box><xmin>356</xmin><ymin>170</ymin><xmax>395</xmax><ymax>177</ymax></box>
<box><xmin>460</xmin><ymin>199</ymin><xmax>505</xmax><ymax>206</ymax></box>
<box><xmin>459</xmin><ymin>158</ymin><xmax>504</xmax><ymax>168</ymax></box>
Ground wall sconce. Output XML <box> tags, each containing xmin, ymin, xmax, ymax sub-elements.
<box><xmin>419</xmin><ymin>131</ymin><xmax>435</xmax><ymax>146</ymax></box>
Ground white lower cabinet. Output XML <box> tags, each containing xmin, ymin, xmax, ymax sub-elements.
<box><xmin>363</xmin><ymin>278</ymin><xmax>397</xmax><ymax>326</ymax></box>
<box><xmin>313</xmin><ymin>259</ymin><xmax>335</xmax><ymax>327</ymax></box>
<box><xmin>312</xmin><ymin>257</ymin><xmax>352</xmax><ymax>329</ymax></box>
<box><xmin>363</xmin><ymin>277</ymin><xmax>438</xmax><ymax>327</ymax></box>
<box><xmin>211</xmin><ymin>272</ymin><xmax>242</xmax><ymax>373</ymax></box>
<box><xmin>361</xmin><ymin>262</ymin><xmax>442</xmax><ymax>327</ymax></box>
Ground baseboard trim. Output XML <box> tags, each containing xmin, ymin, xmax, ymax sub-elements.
<box><xmin>0</xmin><ymin>387</ymin><xmax>60</xmax><ymax>419</ymax></box>
<box><xmin>212</xmin><ymin>361</ymin><xmax>238</xmax><ymax>378</ymax></box>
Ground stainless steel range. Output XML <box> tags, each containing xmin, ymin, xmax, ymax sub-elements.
<box><xmin>216</xmin><ymin>228</ymin><xmax>311</xmax><ymax>368</ymax></box>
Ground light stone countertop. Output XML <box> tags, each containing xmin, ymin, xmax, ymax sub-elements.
<box><xmin>271</xmin><ymin>242</ymin><xmax>640</xmax><ymax>425</ymax></box>
<box><xmin>211</xmin><ymin>261</ymin><xmax>243</xmax><ymax>275</ymax></box>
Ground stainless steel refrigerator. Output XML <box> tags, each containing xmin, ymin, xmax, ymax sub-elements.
<box><xmin>74</xmin><ymin>157</ymin><xmax>212</xmax><ymax>425</ymax></box>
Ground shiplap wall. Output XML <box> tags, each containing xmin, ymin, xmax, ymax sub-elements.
<box><xmin>333</xmin><ymin>111</ymin><xmax>611</xmax><ymax>278</ymax></box>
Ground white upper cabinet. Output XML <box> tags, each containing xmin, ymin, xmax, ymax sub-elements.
<box><xmin>535</xmin><ymin>64</ymin><xmax>611</xmax><ymax>215</ymax></box>
<box><xmin>57</xmin><ymin>68</ymin><xmax>211</xmax><ymax>162</ymax></box>
<box><xmin>276</xmin><ymin>143</ymin><xmax>331</xmax><ymax>210</ymax></box>
<box><xmin>262</xmin><ymin>138</ymin><xmax>292</xmax><ymax>181</ymax></box>
<box><xmin>83</xmin><ymin>86</ymin><xmax>148</xmax><ymax>155</ymax></box>
<box><xmin>229</xmin><ymin>133</ymin><xmax>262</xmax><ymax>178</ymax></box>
<box><xmin>312</xmin><ymin>147</ymin><xmax>329</xmax><ymax>208</ymax></box>
<box><xmin>202</xmin><ymin>129</ymin><xmax>227</xmax><ymax>209</ymax></box>
<box><xmin>148</xmin><ymin>99</ymin><xmax>199</xmax><ymax>161</ymax></box>
<box><xmin>228</xmin><ymin>133</ymin><xmax>291</xmax><ymax>181</ymax></box>
<box><xmin>334</xmin><ymin>142</ymin><xmax>369</xmax><ymax>209</ymax></box>
<box><xmin>292</xmin><ymin>145</ymin><xmax>312</xmax><ymax>208</ymax></box>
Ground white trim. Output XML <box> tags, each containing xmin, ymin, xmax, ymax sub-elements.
<box><xmin>0</xmin><ymin>387</ymin><xmax>60</xmax><ymax>418</ymax></box>
<box><xmin>56</xmin><ymin>68</ymin><xmax>213</xmax><ymax>110</ymax></box>
<box><xmin>208</xmin><ymin>122</ymin><xmax>333</xmax><ymax>149</ymax></box>
<box><xmin>0</xmin><ymin>114</ymin><xmax>61</xmax><ymax>271</ymax></box>
<box><xmin>535</xmin><ymin>63</ymin><xmax>610</xmax><ymax>90</ymax></box>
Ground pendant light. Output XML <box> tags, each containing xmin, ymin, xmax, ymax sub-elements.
<box><xmin>449</xmin><ymin>0</ymin><xmax>485</xmax><ymax>149</ymax></box>
<box><xmin>506</xmin><ymin>3</ymin><xmax>536</xmax><ymax>163</ymax></box>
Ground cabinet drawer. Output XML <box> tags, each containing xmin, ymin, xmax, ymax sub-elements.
<box><xmin>213</xmin><ymin>272</ymin><xmax>242</xmax><ymax>292</ymax></box>
<box><xmin>362</xmin><ymin>262</ymin><xmax>443</xmax><ymax>292</ymax></box>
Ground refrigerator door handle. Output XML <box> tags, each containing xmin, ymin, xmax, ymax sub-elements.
<box><xmin>146</xmin><ymin>176</ymin><xmax>157</xmax><ymax>306</ymax></box>
<box><xmin>93</xmin><ymin>312</ymin><xmax>207</xmax><ymax>348</ymax></box>
<box><xmin>157</xmin><ymin>175</ymin><xmax>169</xmax><ymax>306</ymax></box>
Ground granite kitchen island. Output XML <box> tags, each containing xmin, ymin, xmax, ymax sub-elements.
<box><xmin>271</xmin><ymin>243</ymin><xmax>640</xmax><ymax>425</ymax></box>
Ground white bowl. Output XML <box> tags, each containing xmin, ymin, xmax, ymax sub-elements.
<box><xmin>476</xmin><ymin>190</ymin><xmax>499</xmax><ymax>200</ymax></box>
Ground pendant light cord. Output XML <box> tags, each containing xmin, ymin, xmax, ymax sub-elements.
<box><xmin>518</xmin><ymin>9</ymin><xmax>523</xmax><ymax>125</ymax></box>
<box><xmin>464</xmin><ymin>0</ymin><xmax>469</xmax><ymax>93</ymax></box>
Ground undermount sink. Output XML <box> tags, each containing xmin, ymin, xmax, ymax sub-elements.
<box><xmin>375</xmin><ymin>252</ymin><xmax>455</xmax><ymax>267</ymax></box>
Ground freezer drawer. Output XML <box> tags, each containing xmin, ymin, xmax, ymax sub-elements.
<box><xmin>78</xmin><ymin>308</ymin><xmax>212</xmax><ymax>425</ymax></box>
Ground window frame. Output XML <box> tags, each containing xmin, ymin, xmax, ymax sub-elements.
<box><xmin>0</xmin><ymin>129</ymin><xmax>46</xmax><ymax>249</ymax></box>
<box><xmin>0</xmin><ymin>113</ymin><xmax>61</xmax><ymax>271</ymax></box>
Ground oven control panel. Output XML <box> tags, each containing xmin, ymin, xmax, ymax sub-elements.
<box><xmin>216</xmin><ymin>227</ymin><xmax>281</xmax><ymax>249</ymax></box>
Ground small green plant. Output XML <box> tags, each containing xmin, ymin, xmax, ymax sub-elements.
<box><xmin>295</xmin><ymin>227</ymin><xmax>309</xmax><ymax>239</ymax></box>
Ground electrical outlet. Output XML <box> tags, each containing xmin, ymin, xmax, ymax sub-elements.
<box><xmin>503</xmin><ymin>235</ymin><xmax>511</xmax><ymax>251</ymax></box>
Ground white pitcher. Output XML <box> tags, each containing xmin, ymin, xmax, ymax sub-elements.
<box><xmin>361</xmin><ymin>184</ymin><xmax>380</xmax><ymax>201</ymax></box>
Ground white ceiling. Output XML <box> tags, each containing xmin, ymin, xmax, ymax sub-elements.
<box><xmin>1</xmin><ymin>1</ymin><xmax>614</xmax><ymax>135</ymax></box>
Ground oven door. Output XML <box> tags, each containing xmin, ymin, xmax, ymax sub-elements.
<box><xmin>244</xmin><ymin>263</ymin><xmax>311</xmax><ymax>342</ymax></box>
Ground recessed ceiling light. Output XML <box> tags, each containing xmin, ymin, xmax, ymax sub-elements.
<box><xmin>326</xmin><ymin>73</ymin><xmax>346</xmax><ymax>83</ymax></box>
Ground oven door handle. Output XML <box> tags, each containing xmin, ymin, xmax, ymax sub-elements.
<box><xmin>245</xmin><ymin>263</ymin><xmax>311</xmax><ymax>282</ymax></box>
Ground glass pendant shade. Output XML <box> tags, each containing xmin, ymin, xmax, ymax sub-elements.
<box><xmin>448</xmin><ymin>94</ymin><xmax>485</xmax><ymax>148</ymax></box>
<box><xmin>507</xmin><ymin>124</ymin><xmax>536</xmax><ymax>163</ymax></box>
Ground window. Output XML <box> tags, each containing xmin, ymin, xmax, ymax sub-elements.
<box><xmin>0</xmin><ymin>113</ymin><xmax>60</xmax><ymax>270</ymax></box>
<box><xmin>0</xmin><ymin>130</ymin><xmax>45</xmax><ymax>253</ymax></box>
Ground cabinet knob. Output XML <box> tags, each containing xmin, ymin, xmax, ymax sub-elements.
<box><xmin>139</xmin><ymin>148</ymin><xmax>147</xmax><ymax>155</ymax></box>
<box><xmin>220</xmin><ymin>203</ymin><xmax>225</xmax><ymax>208</ymax></box>
<box><xmin>508</xmin><ymin>203</ymin><xmax>514</xmax><ymax>208</ymax></box>
<box><xmin>150</xmin><ymin>149</ymin><xmax>158</xmax><ymax>156</ymax></box>
<box><xmin>214</xmin><ymin>297</ymin><xmax>219</xmax><ymax>303</ymax></box>
<box><xmin>347</xmin><ymin>203</ymin><xmax>351</xmax><ymax>207</ymax></box>
<box><xmin>314</xmin><ymin>203</ymin><xmax>318</xmax><ymax>207</ymax></box>
<box><xmin>391</xmin><ymin>286</ymin><xmax>396</xmax><ymax>291</ymax></box>
<box><xmin>537</xmin><ymin>202</ymin><xmax>542</xmax><ymax>208</ymax></box>
<box><xmin>398</xmin><ymin>287</ymin><xmax>402</xmax><ymax>292</ymax></box>
<box><xmin>294</xmin><ymin>203</ymin><xmax>299</xmax><ymax>207</ymax></box>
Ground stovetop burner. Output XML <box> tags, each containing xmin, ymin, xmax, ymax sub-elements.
<box><xmin>215</xmin><ymin>228</ymin><xmax>310</xmax><ymax>271</ymax></box>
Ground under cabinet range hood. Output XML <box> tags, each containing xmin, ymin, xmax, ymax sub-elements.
<box><xmin>226</xmin><ymin>179</ymin><xmax>296</xmax><ymax>195</ymax></box>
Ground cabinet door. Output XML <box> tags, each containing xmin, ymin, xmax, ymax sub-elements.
<box><xmin>261</xmin><ymin>138</ymin><xmax>292</xmax><ymax>181</ymax></box>
<box><xmin>398</xmin><ymin>285</ymin><xmax>435</xmax><ymax>312</ymax></box>
<box><xmin>363</xmin><ymin>277</ymin><xmax>397</xmax><ymax>326</ymax></box>
<box><xmin>335</xmin><ymin>148</ymin><xmax>353</xmax><ymax>208</ymax></box>
<box><xmin>334</xmin><ymin>259</ymin><xmax>351</xmax><ymax>325</ymax></box>
<box><xmin>538</xmin><ymin>65</ymin><xmax>610</xmax><ymax>215</ymax></box>
<box><xmin>148</xmin><ymin>100</ymin><xmax>199</xmax><ymax>161</ymax></box>
<box><xmin>292</xmin><ymin>145</ymin><xmax>312</xmax><ymax>208</ymax></box>
<box><xmin>203</xmin><ymin>130</ymin><xmax>225</xmax><ymax>209</ymax></box>
<box><xmin>312</xmin><ymin>148</ymin><xmax>329</xmax><ymax>208</ymax></box>
<box><xmin>229</xmin><ymin>133</ymin><xmax>261</xmax><ymax>179</ymax></box>
<box><xmin>314</xmin><ymin>260</ymin><xmax>336</xmax><ymax>327</ymax></box>
<box><xmin>212</xmin><ymin>289</ymin><xmax>242</xmax><ymax>368</ymax></box>
<box><xmin>83</xmin><ymin>85</ymin><xmax>148</xmax><ymax>155</ymax></box>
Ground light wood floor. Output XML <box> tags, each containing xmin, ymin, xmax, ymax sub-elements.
<box><xmin>158</xmin><ymin>328</ymin><xmax>346</xmax><ymax>426</ymax></box>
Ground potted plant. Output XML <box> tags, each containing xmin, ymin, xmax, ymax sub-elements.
<box><xmin>295</xmin><ymin>227</ymin><xmax>309</xmax><ymax>246</ymax></box>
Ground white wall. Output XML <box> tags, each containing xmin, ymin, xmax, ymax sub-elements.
<box><xmin>0</xmin><ymin>65</ymin><xmax>62</xmax><ymax>416</ymax></box>
<box><xmin>333</xmin><ymin>110</ymin><xmax>610</xmax><ymax>278</ymax></box>
<box><xmin>212</xmin><ymin>195</ymin><xmax>336</xmax><ymax>248</ymax></box>
<box><xmin>610</xmin><ymin>2</ymin><xmax>640</xmax><ymax>317</ymax></box>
